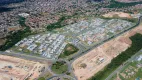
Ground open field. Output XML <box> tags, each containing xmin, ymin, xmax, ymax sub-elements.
<box><xmin>0</xmin><ymin>54</ymin><xmax>45</xmax><ymax>80</ymax></box>
<box><xmin>51</xmin><ymin>61</ymin><xmax>68</xmax><ymax>74</ymax></box>
<box><xmin>72</xmin><ymin>22</ymin><xmax>142</xmax><ymax>80</ymax></box>
<box><xmin>59</xmin><ymin>44</ymin><xmax>79</xmax><ymax>58</ymax></box>
<box><xmin>102</xmin><ymin>12</ymin><xmax>132</xmax><ymax>19</ymax></box>
<box><xmin>72</xmin><ymin>48</ymin><xmax>112</xmax><ymax>80</ymax></box>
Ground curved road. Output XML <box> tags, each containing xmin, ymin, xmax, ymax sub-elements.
<box><xmin>47</xmin><ymin>59</ymin><xmax>77</xmax><ymax>80</ymax></box>
<box><xmin>0</xmin><ymin>16</ymin><xmax>141</xmax><ymax>80</ymax></box>
<box><xmin>47</xmin><ymin>16</ymin><xmax>142</xmax><ymax>80</ymax></box>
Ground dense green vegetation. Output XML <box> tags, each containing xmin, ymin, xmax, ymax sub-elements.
<box><xmin>51</xmin><ymin>61</ymin><xmax>68</xmax><ymax>74</ymax></box>
<box><xmin>89</xmin><ymin>33</ymin><xmax>142</xmax><ymax>80</ymax></box>
<box><xmin>46</xmin><ymin>12</ymin><xmax>79</xmax><ymax>31</ymax></box>
<box><xmin>0</xmin><ymin>17</ymin><xmax>31</xmax><ymax>51</ymax></box>
<box><xmin>59</xmin><ymin>44</ymin><xmax>79</xmax><ymax>58</ymax></box>
<box><xmin>107</xmin><ymin>0</ymin><xmax>142</xmax><ymax>8</ymax></box>
<box><xmin>46</xmin><ymin>16</ymin><xmax>71</xmax><ymax>31</ymax></box>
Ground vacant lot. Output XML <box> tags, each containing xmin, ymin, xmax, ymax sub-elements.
<box><xmin>51</xmin><ymin>61</ymin><xmax>68</xmax><ymax>74</ymax></box>
<box><xmin>59</xmin><ymin>44</ymin><xmax>79</xmax><ymax>58</ymax></box>
<box><xmin>0</xmin><ymin>54</ymin><xmax>45</xmax><ymax>80</ymax></box>
<box><xmin>72</xmin><ymin>22</ymin><xmax>142</xmax><ymax>80</ymax></box>
<box><xmin>102</xmin><ymin>12</ymin><xmax>132</xmax><ymax>19</ymax></box>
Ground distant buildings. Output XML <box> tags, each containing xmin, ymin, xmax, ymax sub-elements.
<box><xmin>66</xmin><ymin>18</ymin><xmax>134</xmax><ymax>45</ymax></box>
<box><xmin>18</xmin><ymin>13</ymin><xmax>29</xmax><ymax>18</ymax></box>
<box><xmin>136</xmin><ymin>55</ymin><xmax>142</xmax><ymax>61</ymax></box>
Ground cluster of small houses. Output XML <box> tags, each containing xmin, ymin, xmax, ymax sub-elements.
<box><xmin>119</xmin><ymin>54</ymin><xmax>142</xmax><ymax>80</ymax></box>
<box><xmin>15</xmin><ymin>33</ymin><xmax>67</xmax><ymax>60</ymax></box>
<box><xmin>66</xmin><ymin>18</ymin><xmax>133</xmax><ymax>45</ymax></box>
<box><xmin>66</xmin><ymin>18</ymin><xmax>105</xmax><ymax>34</ymax></box>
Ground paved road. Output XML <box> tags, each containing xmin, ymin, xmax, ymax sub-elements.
<box><xmin>67</xmin><ymin>16</ymin><xmax>142</xmax><ymax>80</ymax></box>
<box><xmin>70</xmin><ymin>16</ymin><xmax>142</xmax><ymax>63</ymax></box>
<box><xmin>0</xmin><ymin>16</ymin><xmax>142</xmax><ymax>80</ymax></box>
<box><xmin>0</xmin><ymin>50</ymin><xmax>52</xmax><ymax>63</ymax></box>
<box><xmin>47</xmin><ymin>16</ymin><xmax>142</xmax><ymax>80</ymax></box>
<box><xmin>47</xmin><ymin>59</ymin><xmax>77</xmax><ymax>80</ymax></box>
<box><xmin>105</xmin><ymin>49</ymin><xmax>142</xmax><ymax>80</ymax></box>
<box><xmin>0</xmin><ymin>51</ymin><xmax>52</xmax><ymax>78</ymax></box>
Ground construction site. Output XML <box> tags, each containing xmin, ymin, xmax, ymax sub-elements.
<box><xmin>0</xmin><ymin>54</ymin><xmax>45</xmax><ymax>80</ymax></box>
<box><xmin>72</xmin><ymin>20</ymin><xmax>142</xmax><ymax>80</ymax></box>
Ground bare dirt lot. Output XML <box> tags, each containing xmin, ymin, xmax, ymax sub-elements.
<box><xmin>0</xmin><ymin>54</ymin><xmax>46</xmax><ymax>80</ymax></box>
<box><xmin>115</xmin><ymin>0</ymin><xmax>141</xmax><ymax>3</ymax></box>
<box><xmin>102</xmin><ymin>12</ymin><xmax>132</xmax><ymax>19</ymax></box>
<box><xmin>72</xmin><ymin>23</ymin><xmax>142</xmax><ymax>80</ymax></box>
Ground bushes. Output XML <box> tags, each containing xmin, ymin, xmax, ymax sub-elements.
<box><xmin>46</xmin><ymin>16</ymin><xmax>71</xmax><ymax>31</ymax></box>
<box><xmin>38</xmin><ymin>77</ymin><xmax>45</xmax><ymax>80</ymax></box>
<box><xmin>63</xmin><ymin>44</ymin><xmax>79</xmax><ymax>56</ymax></box>
<box><xmin>0</xmin><ymin>17</ymin><xmax>31</xmax><ymax>51</ymax></box>
<box><xmin>51</xmin><ymin>61</ymin><xmax>68</xmax><ymax>74</ymax></box>
<box><xmin>89</xmin><ymin>33</ymin><xmax>142</xmax><ymax>80</ymax></box>
<box><xmin>107</xmin><ymin>0</ymin><xmax>142</xmax><ymax>8</ymax></box>
<box><xmin>59</xmin><ymin>44</ymin><xmax>79</xmax><ymax>58</ymax></box>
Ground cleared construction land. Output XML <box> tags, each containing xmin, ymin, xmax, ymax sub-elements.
<box><xmin>72</xmin><ymin>21</ymin><xmax>142</xmax><ymax>80</ymax></box>
<box><xmin>0</xmin><ymin>54</ymin><xmax>45</xmax><ymax>80</ymax></box>
<box><xmin>102</xmin><ymin>12</ymin><xmax>132</xmax><ymax>19</ymax></box>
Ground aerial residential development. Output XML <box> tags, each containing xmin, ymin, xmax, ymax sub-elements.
<box><xmin>0</xmin><ymin>0</ymin><xmax>142</xmax><ymax>80</ymax></box>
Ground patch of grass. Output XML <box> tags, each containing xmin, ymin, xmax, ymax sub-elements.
<box><xmin>59</xmin><ymin>44</ymin><xmax>79</xmax><ymax>58</ymax></box>
<box><xmin>51</xmin><ymin>61</ymin><xmax>68</xmax><ymax>74</ymax></box>
<box><xmin>38</xmin><ymin>77</ymin><xmax>45</xmax><ymax>80</ymax></box>
<box><xmin>107</xmin><ymin>32</ymin><xmax>114</xmax><ymax>36</ymax></box>
<box><xmin>110</xmin><ymin>74</ymin><xmax>117</xmax><ymax>80</ymax></box>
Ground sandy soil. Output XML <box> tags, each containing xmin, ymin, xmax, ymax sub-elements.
<box><xmin>102</xmin><ymin>12</ymin><xmax>132</xmax><ymax>19</ymax></box>
<box><xmin>72</xmin><ymin>23</ymin><xmax>142</xmax><ymax>80</ymax></box>
<box><xmin>0</xmin><ymin>54</ymin><xmax>45</xmax><ymax>80</ymax></box>
<box><xmin>116</xmin><ymin>0</ymin><xmax>141</xmax><ymax>3</ymax></box>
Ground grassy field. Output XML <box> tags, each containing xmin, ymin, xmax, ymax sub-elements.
<box><xmin>38</xmin><ymin>77</ymin><xmax>45</xmax><ymax>80</ymax></box>
<box><xmin>110</xmin><ymin>74</ymin><xmax>117</xmax><ymax>80</ymax></box>
<box><xmin>51</xmin><ymin>61</ymin><xmax>68</xmax><ymax>74</ymax></box>
<box><xmin>59</xmin><ymin>44</ymin><xmax>79</xmax><ymax>58</ymax></box>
